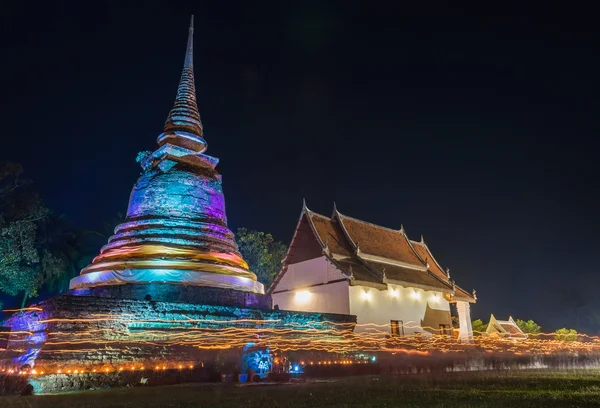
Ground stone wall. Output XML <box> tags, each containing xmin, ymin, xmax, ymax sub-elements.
<box><xmin>1</xmin><ymin>294</ymin><xmax>356</xmax><ymax>372</ymax></box>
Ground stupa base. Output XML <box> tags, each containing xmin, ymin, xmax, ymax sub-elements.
<box><xmin>70</xmin><ymin>268</ymin><xmax>265</xmax><ymax>294</ymax></box>
<box><xmin>0</xmin><ymin>290</ymin><xmax>356</xmax><ymax>394</ymax></box>
<box><xmin>70</xmin><ymin>283</ymin><xmax>271</xmax><ymax>309</ymax></box>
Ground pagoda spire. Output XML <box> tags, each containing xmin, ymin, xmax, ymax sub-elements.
<box><xmin>158</xmin><ymin>15</ymin><xmax>207</xmax><ymax>153</ymax></box>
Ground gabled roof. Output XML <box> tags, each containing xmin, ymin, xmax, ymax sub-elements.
<box><xmin>363</xmin><ymin>260</ymin><xmax>453</xmax><ymax>293</ymax></box>
<box><xmin>268</xmin><ymin>201</ymin><xmax>476</xmax><ymax>303</ymax></box>
<box><xmin>307</xmin><ymin>211</ymin><xmax>354</xmax><ymax>257</ymax></box>
<box><xmin>410</xmin><ymin>239</ymin><xmax>450</xmax><ymax>282</ymax></box>
<box><xmin>411</xmin><ymin>239</ymin><xmax>476</xmax><ymax>303</ymax></box>
<box><xmin>454</xmin><ymin>285</ymin><xmax>476</xmax><ymax>302</ymax></box>
<box><xmin>486</xmin><ymin>315</ymin><xmax>527</xmax><ymax>339</ymax></box>
<box><xmin>335</xmin><ymin>211</ymin><xmax>425</xmax><ymax>267</ymax></box>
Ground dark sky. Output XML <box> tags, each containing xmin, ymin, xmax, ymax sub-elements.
<box><xmin>2</xmin><ymin>2</ymin><xmax>599</xmax><ymax>332</ymax></box>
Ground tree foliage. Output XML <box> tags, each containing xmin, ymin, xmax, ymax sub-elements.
<box><xmin>555</xmin><ymin>328</ymin><xmax>579</xmax><ymax>342</ymax></box>
<box><xmin>471</xmin><ymin>319</ymin><xmax>488</xmax><ymax>335</ymax></box>
<box><xmin>0</xmin><ymin>162</ymin><xmax>83</xmax><ymax>306</ymax></box>
<box><xmin>515</xmin><ymin>319</ymin><xmax>542</xmax><ymax>336</ymax></box>
<box><xmin>235</xmin><ymin>228</ymin><xmax>287</xmax><ymax>287</ymax></box>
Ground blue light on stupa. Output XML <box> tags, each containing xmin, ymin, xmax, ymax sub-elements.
<box><xmin>70</xmin><ymin>16</ymin><xmax>264</xmax><ymax>294</ymax></box>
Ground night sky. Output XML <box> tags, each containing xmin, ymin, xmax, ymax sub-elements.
<box><xmin>2</xmin><ymin>2</ymin><xmax>599</xmax><ymax>332</ymax></box>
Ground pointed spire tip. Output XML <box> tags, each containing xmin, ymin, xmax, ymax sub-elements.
<box><xmin>159</xmin><ymin>16</ymin><xmax>205</xmax><ymax>149</ymax></box>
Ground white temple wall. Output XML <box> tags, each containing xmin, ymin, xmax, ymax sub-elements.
<box><xmin>273</xmin><ymin>257</ymin><xmax>345</xmax><ymax>291</ymax></box>
<box><xmin>271</xmin><ymin>280</ymin><xmax>350</xmax><ymax>315</ymax></box>
<box><xmin>348</xmin><ymin>284</ymin><xmax>450</xmax><ymax>335</ymax></box>
<box><xmin>271</xmin><ymin>258</ymin><xmax>453</xmax><ymax>335</ymax></box>
<box><xmin>271</xmin><ymin>257</ymin><xmax>350</xmax><ymax>314</ymax></box>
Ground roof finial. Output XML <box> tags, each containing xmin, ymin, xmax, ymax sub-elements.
<box><xmin>302</xmin><ymin>198</ymin><xmax>310</xmax><ymax>212</ymax></box>
<box><xmin>184</xmin><ymin>15</ymin><xmax>194</xmax><ymax>68</ymax></box>
<box><xmin>323</xmin><ymin>240</ymin><xmax>331</xmax><ymax>256</ymax></box>
<box><xmin>158</xmin><ymin>15</ymin><xmax>206</xmax><ymax>152</ymax></box>
<box><xmin>420</xmin><ymin>234</ymin><xmax>425</xmax><ymax>244</ymax></box>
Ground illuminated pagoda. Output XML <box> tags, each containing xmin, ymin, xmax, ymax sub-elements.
<box><xmin>270</xmin><ymin>202</ymin><xmax>476</xmax><ymax>340</ymax></box>
<box><xmin>0</xmin><ymin>18</ymin><xmax>355</xmax><ymax>388</ymax></box>
<box><xmin>70</xmin><ymin>16</ymin><xmax>263</xmax><ymax>295</ymax></box>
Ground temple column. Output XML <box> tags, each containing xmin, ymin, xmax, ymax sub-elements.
<box><xmin>456</xmin><ymin>301</ymin><xmax>473</xmax><ymax>342</ymax></box>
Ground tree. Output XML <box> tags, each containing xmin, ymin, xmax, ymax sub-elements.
<box><xmin>471</xmin><ymin>319</ymin><xmax>488</xmax><ymax>335</ymax></box>
<box><xmin>39</xmin><ymin>213</ymin><xmax>87</xmax><ymax>295</ymax></box>
<box><xmin>234</xmin><ymin>228</ymin><xmax>287</xmax><ymax>287</ymax></box>
<box><xmin>515</xmin><ymin>319</ymin><xmax>542</xmax><ymax>336</ymax></box>
<box><xmin>0</xmin><ymin>162</ymin><xmax>71</xmax><ymax>307</ymax></box>
<box><xmin>555</xmin><ymin>328</ymin><xmax>579</xmax><ymax>342</ymax></box>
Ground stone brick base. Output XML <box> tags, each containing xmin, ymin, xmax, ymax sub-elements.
<box><xmin>0</xmin><ymin>291</ymin><xmax>356</xmax><ymax>394</ymax></box>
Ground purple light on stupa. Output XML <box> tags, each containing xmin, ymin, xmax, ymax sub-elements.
<box><xmin>70</xmin><ymin>16</ymin><xmax>263</xmax><ymax>294</ymax></box>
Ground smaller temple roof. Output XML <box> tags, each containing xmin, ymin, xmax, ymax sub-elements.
<box><xmin>363</xmin><ymin>260</ymin><xmax>453</xmax><ymax>292</ymax></box>
<box><xmin>454</xmin><ymin>285</ymin><xmax>476</xmax><ymax>302</ymax></box>
<box><xmin>410</xmin><ymin>239</ymin><xmax>450</xmax><ymax>282</ymax></box>
<box><xmin>336</xmin><ymin>259</ymin><xmax>382</xmax><ymax>286</ymax></box>
<box><xmin>486</xmin><ymin>315</ymin><xmax>527</xmax><ymax>339</ymax></box>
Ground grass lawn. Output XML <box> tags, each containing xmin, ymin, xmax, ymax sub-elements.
<box><xmin>3</xmin><ymin>370</ymin><xmax>600</xmax><ymax>408</ymax></box>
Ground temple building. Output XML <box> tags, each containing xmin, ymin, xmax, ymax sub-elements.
<box><xmin>270</xmin><ymin>202</ymin><xmax>476</xmax><ymax>340</ymax></box>
<box><xmin>486</xmin><ymin>315</ymin><xmax>527</xmax><ymax>339</ymax></box>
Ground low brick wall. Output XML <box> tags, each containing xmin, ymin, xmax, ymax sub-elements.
<box><xmin>1</xmin><ymin>293</ymin><xmax>356</xmax><ymax>378</ymax></box>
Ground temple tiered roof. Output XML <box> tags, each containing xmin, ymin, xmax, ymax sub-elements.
<box><xmin>271</xmin><ymin>202</ymin><xmax>476</xmax><ymax>302</ymax></box>
<box><xmin>486</xmin><ymin>315</ymin><xmax>527</xmax><ymax>339</ymax></box>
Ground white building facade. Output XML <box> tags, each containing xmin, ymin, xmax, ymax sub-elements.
<box><xmin>270</xmin><ymin>203</ymin><xmax>476</xmax><ymax>340</ymax></box>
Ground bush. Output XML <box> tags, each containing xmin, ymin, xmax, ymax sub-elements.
<box><xmin>472</xmin><ymin>319</ymin><xmax>487</xmax><ymax>335</ymax></box>
<box><xmin>555</xmin><ymin>328</ymin><xmax>579</xmax><ymax>342</ymax></box>
<box><xmin>515</xmin><ymin>319</ymin><xmax>542</xmax><ymax>336</ymax></box>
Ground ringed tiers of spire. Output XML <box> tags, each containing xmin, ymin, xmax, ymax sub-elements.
<box><xmin>70</xmin><ymin>17</ymin><xmax>263</xmax><ymax>294</ymax></box>
<box><xmin>158</xmin><ymin>15</ymin><xmax>207</xmax><ymax>153</ymax></box>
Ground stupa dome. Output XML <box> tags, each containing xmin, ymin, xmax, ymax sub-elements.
<box><xmin>70</xmin><ymin>17</ymin><xmax>263</xmax><ymax>294</ymax></box>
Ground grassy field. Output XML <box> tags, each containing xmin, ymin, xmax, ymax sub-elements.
<box><xmin>2</xmin><ymin>370</ymin><xmax>600</xmax><ymax>407</ymax></box>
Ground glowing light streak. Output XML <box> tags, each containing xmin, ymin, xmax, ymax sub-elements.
<box><xmin>6</xmin><ymin>311</ymin><xmax>600</xmax><ymax>376</ymax></box>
